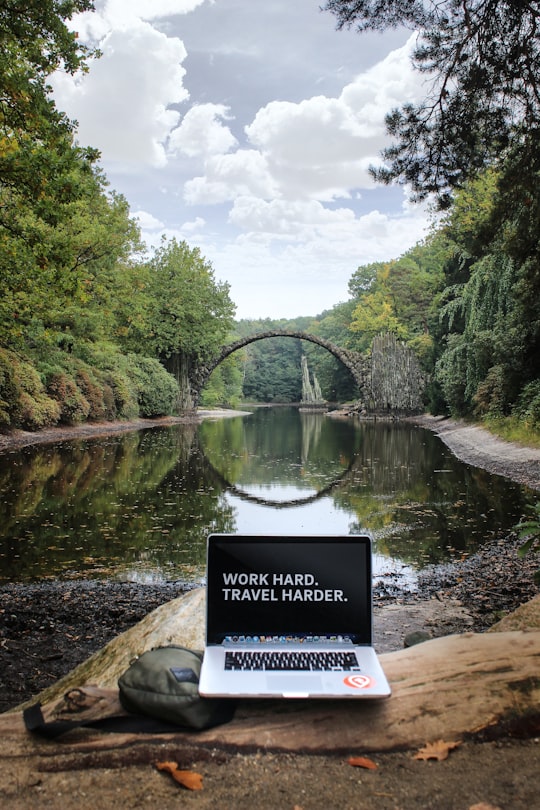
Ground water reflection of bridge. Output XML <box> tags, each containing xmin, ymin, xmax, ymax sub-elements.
<box><xmin>195</xmin><ymin>436</ymin><xmax>362</xmax><ymax>509</ymax></box>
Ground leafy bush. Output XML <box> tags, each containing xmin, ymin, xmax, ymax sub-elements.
<box><xmin>126</xmin><ymin>354</ymin><xmax>179</xmax><ymax>417</ymax></box>
<box><xmin>74</xmin><ymin>366</ymin><xmax>109</xmax><ymax>421</ymax></box>
<box><xmin>473</xmin><ymin>364</ymin><xmax>508</xmax><ymax>418</ymax></box>
<box><xmin>103</xmin><ymin>368</ymin><xmax>139</xmax><ymax>419</ymax></box>
<box><xmin>16</xmin><ymin>389</ymin><xmax>61</xmax><ymax>430</ymax></box>
<box><xmin>0</xmin><ymin>349</ymin><xmax>61</xmax><ymax>430</ymax></box>
<box><xmin>47</xmin><ymin>372</ymin><xmax>90</xmax><ymax>425</ymax></box>
<box><xmin>0</xmin><ymin>349</ymin><xmax>18</xmax><ymax>427</ymax></box>
<box><xmin>514</xmin><ymin>380</ymin><xmax>540</xmax><ymax>429</ymax></box>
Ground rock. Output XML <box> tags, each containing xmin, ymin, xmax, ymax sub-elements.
<box><xmin>403</xmin><ymin>630</ymin><xmax>432</xmax><ymax>647</ymax></box>
<box><xmin>488</xmin><ymin>593</ymin><xmax>540</xmax><ymax>633</ymax></box>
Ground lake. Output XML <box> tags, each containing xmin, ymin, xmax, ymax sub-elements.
<box><xmin>0</xmin><ymin>407</ymin><xmax>535</xmax><ymax>586</ymax></box>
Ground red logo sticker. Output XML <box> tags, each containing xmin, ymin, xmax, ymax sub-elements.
<box><xmin>343</xmin><ymin>674</ymin><xmax>374</xmax><ymax>690</ymax></box>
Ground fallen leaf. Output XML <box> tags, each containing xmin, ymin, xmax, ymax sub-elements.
<box><xmin>171</xmin><ymin>769</ymin><xmax>204</xmax><ymax>790</ymax></box>
<box><xmin>156</xmin><ymin>761</ymin><xmax>177</xmax><ymax>775</ymax></box>
<box><xmin>155</xmin><ymin>761</ymin><xmax>203</xmax><ymax>790</ymax></box>
<box><xmin>347</xmin><ymin>756</ymin><xmax>378</xmax><ymax>770</ymax></box>
<box><xmin>413</xmin><ymin>739</ymin><xmax>461</xmax><ymax>761</ymax></box>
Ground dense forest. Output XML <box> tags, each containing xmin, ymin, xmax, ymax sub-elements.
<box><xmin>0</xmin><ymin>2</ymin><xmax>539</xmax><ymax>439</ymax></box>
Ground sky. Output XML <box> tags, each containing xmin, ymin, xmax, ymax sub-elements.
<box><xmin>52</xmin><ymin>0</ymin><xmax>432</xmax><ymax>321</ymax></box>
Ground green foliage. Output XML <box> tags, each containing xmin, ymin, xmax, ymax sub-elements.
<box><xmin>233</xmin><ymin>321</ymin><xmax>305</xmax><ymax>402</ymax></box>
<box><xmin>432</xmin><ymin>167</ymin><xmax>539</xmax><ymax>418</ymax></box>
<box><xmin>201</xmin><ymin>355</ymin><xmax>243</xmax><ymax>408</ymax></box>
<box><xmin>346</xmin><ymin>234</ymin><xmax>447</xmax><ymax>360</ymax></box>
<box><xmin>0</xmin><ymin>348</ymin><xmax>60</xmax><ymax>430</ymax></box>
<box><xmin>114</xmin><ymin>238</ymin><xmax>235</xmax><ymax>364</ymax></box>
<box><xmin>124</xmin><ymin>355</ymin><xmax>179</xmax><ymax>418</ymax></box>
<box><xmin>308</xmin><ymin>302</ymin><xmax>359</xmax><ymax>400</ymax></box>
<box><xmin>513</xmin><ymin>381</ymin><xmax>540</xmax><ymax>431</ymax></box>
<box><xmin>47</xmin><ymin>371</ymin><xmax>91</xmax><ymax>425</ymax></box>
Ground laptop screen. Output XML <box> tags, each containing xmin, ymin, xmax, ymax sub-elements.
<box><xmin>206</xmin><ymin>535</ymin><xmax>372</xmax><ymax>645</ymax></box>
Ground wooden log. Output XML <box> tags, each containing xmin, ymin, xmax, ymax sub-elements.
<box><xmin>1</xmin><ymin>630</ymin><xmax>538</xmax><ymax>762</ymax></box>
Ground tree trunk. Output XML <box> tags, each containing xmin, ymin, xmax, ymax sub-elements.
<box><xmin>164</xmin><ymin>352</ymin><xmax>194</xmax><ymax>411</ymax></box>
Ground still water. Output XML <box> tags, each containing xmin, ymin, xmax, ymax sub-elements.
<box><xmin>0</xmin><ymin>407</ymin><xmax>535</xmax><ymax>585</ymax></box>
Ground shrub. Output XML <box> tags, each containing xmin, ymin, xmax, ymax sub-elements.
<box><xmin>0</xmin><ymin>349</ymin><xmax>18</xmax><ymax>427</ymax></box>
<box><xmin>126</xmin><ymin>354</ymin><xmax>179</xmax><ymax>417</ymax></box>
<box><xmin>16</xmin><ymin>389</ymin><xmax>61</xmax><ymax>430</ymax></box>
<box><xmin>47</xmin><ymin>372</ymin><xmax>90</xmax><ymax>425</ymax></box>
<box><xmin>75</xmin><ymin>366</ymin><xmax>107</xmax><ymax>421</ymax></box>
<box><xmin>514</xmin><ymin>380</ymin><xmax>540</xmax><ymax>429</ymax></box>
<box><xmin>473</xmin><ymin>364</ymin><xmax>508</xmax><ymax>418</ymax></box>
<box><xmin>103</xmin><ymin>369</ymin><xmax>139</xmax><ymax>419</ymax></box>
<box><xmin>0</xmin><ymin>350</ymin><xmax>61</xmax><ymax>430</ymax></box>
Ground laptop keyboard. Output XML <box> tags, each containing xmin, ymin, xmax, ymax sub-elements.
<box><xmin>224</xmin><ymin>650</ymin><xmax>360</xmax><ymax>671</ymax></box>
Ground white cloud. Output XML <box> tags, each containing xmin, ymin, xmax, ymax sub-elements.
<box><xmin>53</xmin><ymin>20</ymin><xmax>188</xmax><ymax>167</ymax></box>
<box><xmin>53</xmin><ymin>3</ymin><xmax>433</xmax><ymax>319</ymax></box>
<box><xmin>182</xmin><ymin>36</ymin><xmax>422</xmax><ymax>206</ymax></box>
<box><xmin>229</xmin><ymin>197</ymin><xmax>355</xmax><ymax>239</ymax></box>
<box><xmin>184</xmin><ymin>150</ymin><xmax>280</xmax><ymax>204</ymax></box>
<box><xmin>71</xmin><ymin>0</ymin><xmax>207</xmax><ymax>40</ymax></box>
<box><xmin>169</xmin><ymin>104</ymin><xmax>238</xmax><ymax>158</ymax></box>
<box><xmin>181</xmin><ymin>216</ymin><xmax>207</xmax><ymax>233</ymax></box>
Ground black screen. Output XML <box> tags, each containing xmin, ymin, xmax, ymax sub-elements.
<box><xmin>206</xmin><ymin>535</ymin><xmax>372</xmax><ymax>645</ymax></box>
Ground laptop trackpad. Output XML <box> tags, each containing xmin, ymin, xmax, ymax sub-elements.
<box><xmin>268</xmin><ymin>675</ymin><xmax>323</xmax><ymax>694</ymax></box>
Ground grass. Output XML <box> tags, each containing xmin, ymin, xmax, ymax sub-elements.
<box><xmin>483</xmin><ymin>416</ymin><xmax>540</xmax><ymax>448</ymax></box>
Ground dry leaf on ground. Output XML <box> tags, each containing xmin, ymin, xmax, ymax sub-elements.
<box><xmin>155</xmin><ymin>760</ymin><xmax>203</xmax><ymax>790</ymax></box>
<box><xmin>347</xmin><ymin>756</ymin><xmax>378</xmax><ymax>770</ymax></box>
<box><xmin>414</xmin><ymin>739</ymin><xmax>461</xmax><ymax>761</ymax></box>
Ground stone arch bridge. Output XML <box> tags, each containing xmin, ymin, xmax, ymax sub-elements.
<box><xmin>170</xmin><ymin>329</ymin><xmax>425</xmax><ymax>413</ymax></box>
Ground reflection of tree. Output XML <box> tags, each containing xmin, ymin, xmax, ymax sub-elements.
<box><xmin>200</xmin><ymin>449</ymin><xmax>358</xmax><ymax>508</ymax></box>
<box><xmin>0</xmin><ymin>425</ymin><xmax>235</xmax><ymax>582</ymax></box>
<box><xmin>334</xmin><ymin>423</ymin><xmax>535</xmax><ymax>566</ymax></box>
<box><xmin>0</xmin><ymin>416</ymin><xmax>535</xmax><ymax>582</ymax></box>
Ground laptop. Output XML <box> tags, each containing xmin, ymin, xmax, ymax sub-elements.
<box><xmin>198</xmin><ymin>534</ymin><xmax>391</xmax><ymax>699</ymax></box>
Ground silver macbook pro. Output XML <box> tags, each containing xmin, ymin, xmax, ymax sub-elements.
<box><xmin>198</xmin><ymin>534</ymin><xmax>391</xmax><ymax>699</ymax></box>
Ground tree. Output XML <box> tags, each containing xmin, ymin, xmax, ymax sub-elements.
<box><xmin>431</xmin><ymin>158</ymin><xmax>540</xmax><ymax>420</ymax></box>
<box><xmin>324</xmin><ymin>1</ymin><xmax>540</xmax><ymax>206</ymax></box>
<box><xmin>116</xmin><ymin>238</ymin><xmax>235</xmax><ymax>363</ymax></box>
<box><xmin>0</xmin><ymin>1</ymin><xmax>97</xmax><ymax>207</ymax></box>
<box><xmin>113</xmin><ymin>239</ymin><xmax>236</xmax><ymax>408</ymax></box>
<box><xmin>0</xmin><ymin>1</ymin><xmax>124</xmax><ymax>351</ymax></box>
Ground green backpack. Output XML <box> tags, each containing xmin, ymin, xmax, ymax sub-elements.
<box><xmin>24</xmin><ymin>645</ymin><xmax>235</xmax><ymax>738</ymax></box>
<box><xmin>118</xmin><ymin>645</ymin><xmax>235</xmax><ymax>731</ymax></box>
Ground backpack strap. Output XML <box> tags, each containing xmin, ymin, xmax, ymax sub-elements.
<box><xmin>23</xmin><ymin>696</ymin><xmax>190</xmax><ymax>739</ymax></box>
